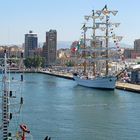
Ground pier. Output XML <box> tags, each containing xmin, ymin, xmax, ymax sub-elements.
<box><xmin>38</xmin><ymin>70</ymin><xmax>74</xmax><ymax>80</ymax></box>
<box><xmin>116</xmin><ymin>82</ymin><xmax>140</xmax><ymax>93</ymax></box>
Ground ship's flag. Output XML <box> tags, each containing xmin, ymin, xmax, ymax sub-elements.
<box><xmin>77</xmin><ymin>42</ymin><xmax>80</xmax><ymax>50</ymax></box>
<box><xmin>71</xmin><ymin>47</ymin><xmax>77</xmax><ymax>52</ymax></box>
<box><xmin>71</xmin><ymin>42</ymin><xmax>80</xmax><ymax>52</ymax></box>
<box><xmin>81</xmin><ymin>24</ymin><xmax>85</xmax><ymax>30</ymax></box>
<box><xmin>112</xmin><ymin>11</ymin><xmax>118</xmax><ymax>16</ymax></box>
<box><xmin>79</xmin><ymin>39</ymin><xmax>85</xmax><ymax>48</ymax></box>
<box><xmin>102</xmin><ymin>5</ymin><xmax>110</xmax><ymax>15</ymax></box>
<box><xmin>96</xmin><ymin>10</ymin><xmax>101</xmax><ymax>16</ymax></box>
<box><xmin>102</xmin><ymin>5</ymin><xmax>107</xmax><ymax>11</ymax></box>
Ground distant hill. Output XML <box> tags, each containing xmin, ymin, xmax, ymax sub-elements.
<box><xmin>57</xmin><ymin>41</ymin><xmax>133</xmax><ymax>49</ymax></box>
<box><xmin>108</xmin><ymin>42</ymin><xmax>133</xmax><ymax>49</ymax></box>
<box><xmin>38</xmin><ymin>41</ymin><xmax>72</xmax><ymax>49</ymax></box>
<box><xmin>37</xmin><ymin>41</ymin><xmax>134</xmax><ymax>49</ymax></box>
<box><xmin>57</xmin><ymin>41</ymin><xmax>72</xmax><ymax>49</ymax></box>
<box><xmin>119</xmin><ymin>43</ymin><xmax>133</xmax><ymax>49</ymax></box>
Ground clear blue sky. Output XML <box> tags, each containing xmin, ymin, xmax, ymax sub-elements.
<box><xmin>0</xmin><ymin>0</ymin><xmax>139</xmax><ymax>45</ymax></box>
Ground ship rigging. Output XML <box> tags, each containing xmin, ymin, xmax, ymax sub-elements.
<box><xmin>73</xmin><ymin>5</ymin><xmax>123</xmax><ymax>89</ymax></box>
<box><xmin>0</xmin><ymin>50</ymin><xmax>31</xmax><ymax>140</ymax></box>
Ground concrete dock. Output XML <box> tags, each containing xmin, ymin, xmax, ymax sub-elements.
<box><xmin>38</xmin><ymin>70</ymin><xmax>74</xmax><ymax>80</ymax></box>
<box><xmin>116</xmin><ymin>82</ymin><xmax>140</xmax><ymax>93</ymax></box>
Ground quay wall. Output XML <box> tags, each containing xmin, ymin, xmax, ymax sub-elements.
<box><xmin>116</xmin><ymin>82</ymin><xmax>140</xmax><ymax>93</ymax></box>
<box><xmin>38</xmin><ymin>70</ymin><xmax>74</xmax><ymax>80</ymax></box>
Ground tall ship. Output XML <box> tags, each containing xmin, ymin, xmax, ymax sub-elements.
<box><xmin>73</xmin><ymin>5</ymin><xmax>123</xmax><ymax>90</ymax></box>
<box><xmin>0</xmin><ymin>50</ymin><xmax>31</xmax><ymax>140</ymax></box>
<box><xmin>0</xmin><ymin>50</ymin><xmax>52</xmax><ymax>140</ymax></box>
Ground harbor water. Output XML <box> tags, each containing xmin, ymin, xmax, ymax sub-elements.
<box><xmin>2</xmin><ymin>73</ymin><xmax>140</xmax><ymax>140</ymax></box>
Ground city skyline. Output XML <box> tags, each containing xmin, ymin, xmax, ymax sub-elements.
<box><xmin>0</xmin><ymin>0</ymin><xmax>140</xmax><ymax>46</ymax></box>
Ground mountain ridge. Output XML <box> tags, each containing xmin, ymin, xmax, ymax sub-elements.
<box><xmin>57</xmin><ymin>41</ymin><xmax>133</xmax><ymax>49</ymax></box>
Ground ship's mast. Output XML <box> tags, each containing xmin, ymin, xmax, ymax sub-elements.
<box><xmin>81</xmin><ymin>23</ymin><xmax>87</xmax><ymax>75</ymax></box>
<box><xmin>84</xmin><ymin>10</ymin><xmax>103</xmax><ymax>76</ymax></box>
<box><xmin>92</xmin><ymin>10</ymin><xmax>96</xmax><ymax>76</ymax></box>
<box><xmin>2</xmin><ymin>50</ymin><xmax>9</xmax><ymax>140</ymax></box>
<box><xmin>83</xmin><ymin>26</ymin><xmax>87</xmax><ymax>75</ymax></box>
<box><xmin>82</xmin><ymin>5</ymin><xmax>122</xmax><ymax>77</ymax></box>
<box><xmin>94</xmin><ymin>5</ymin><xmax>121</xmax><ymax>76</ymax></box>
<box><xmin>1</xmin><ymin>51</ymin><xmax>30</xmax><ymax>140</ymax></box>
<box><xmin>100</xmin><ymin>5</ymin><xmax>120</xmax><ymax>76</ymax></box>
<box><xmin>105</xmin><ymin>6</ymin><xmax>109</xmax><ymax>76</ymax></box>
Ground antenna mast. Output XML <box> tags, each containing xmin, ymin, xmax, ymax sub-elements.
<box><xmin>2</xmin><ymin>50</ymin><xmax>9</xmax><ymax>140</ymax></box>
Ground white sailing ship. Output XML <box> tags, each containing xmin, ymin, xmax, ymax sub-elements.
<box><xmin>73</xmin><ymin>74</ymin><xmax>117</xmax><ymax>89</ymax></box>
<box><xmin>73</xmin><ymin>5</ymin><xmax>123</xmax><ymax>90</ymax></box>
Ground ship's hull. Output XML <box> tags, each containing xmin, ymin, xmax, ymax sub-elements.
<box><xmin>73</xmin><ymin>75</ymin><xmax>117</xmax><ymax>90</ymax></box>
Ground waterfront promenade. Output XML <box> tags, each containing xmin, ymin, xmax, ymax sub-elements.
<box><xmin>39</xmin><ymin>70</ymin><xmax>140</xmax><ymax>93</ymax></box>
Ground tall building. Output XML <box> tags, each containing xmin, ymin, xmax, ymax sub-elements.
<box><xmin>43</xmin><ymin>30</ymin><xmax>57</xmax><ymax>66</ymax></box>
<box><xmin>25</xmin><ymin>30</ymin><xmax>38</xmax><ymax>58</ymax></box>
<box><xmin>134</xmin><ymin>39</ymin><xmax>140</xmax><ymax>51</ymax></box>
<box><xmin>124</xmin><ymin>39</ymin><xmax>140</xmax><ymax>59</ymax></box>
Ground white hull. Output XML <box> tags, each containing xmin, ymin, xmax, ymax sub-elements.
<box><xmin>73</xmin><ymin>75</ymin><xmax>117</xmax><ymax>90</ymax></box>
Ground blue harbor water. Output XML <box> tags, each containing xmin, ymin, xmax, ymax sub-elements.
<box><xmin>1</xmin><ymin>73</ymin><xmax>140</xmax><ymax>140</ymax></box>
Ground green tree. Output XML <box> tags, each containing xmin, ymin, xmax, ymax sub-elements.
<box><xmin>33</xmin><ymin>56</ymin><xmax>42</xmax><ymax>68</ymax></box>
<box><xmin>24</xmin><ymin>57</ymin><xmax>33</xmax><ymax>68</ymax></box>
<box><xmin>41</xmin><ymin>57</ymin><xmax>45</xmax><ymax>68</ymax></box>
<box><xmin>65</xmin><ymin>61</ymin><xmax>74</xmax><ymax>67</ymax></box>
<box><xmin>24</xmin><ymin>56</ymin><xmax>45</xmax><ymax>68</ymax></box>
